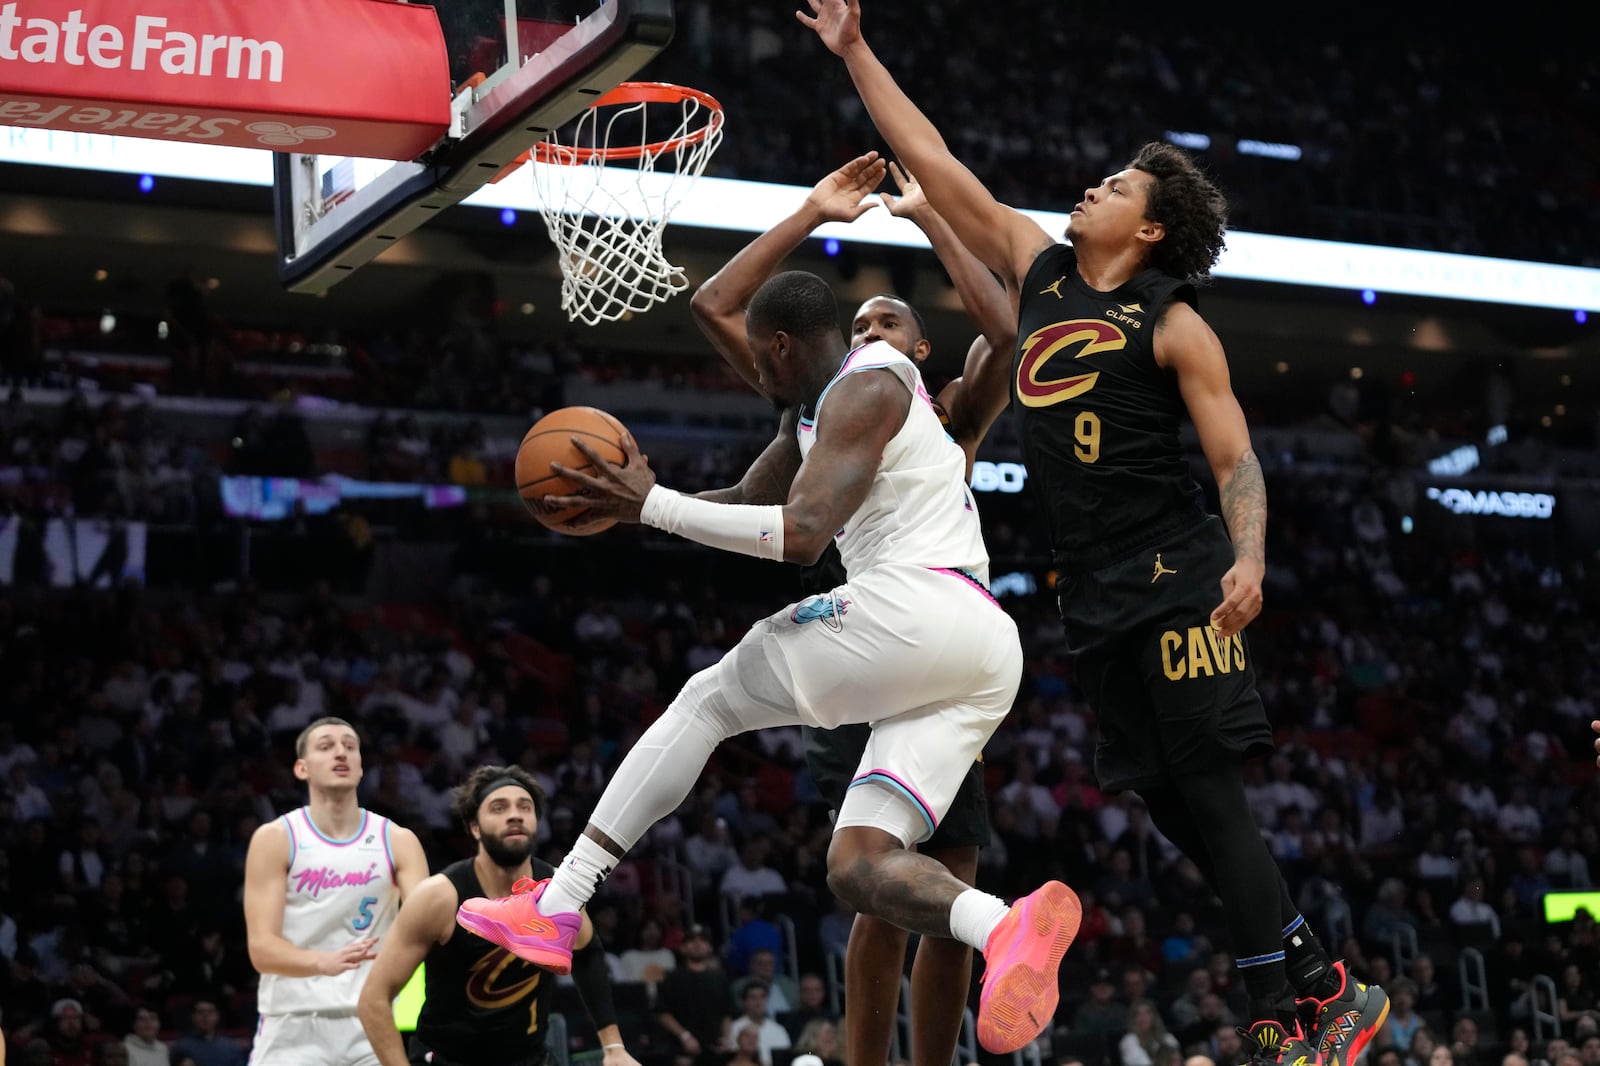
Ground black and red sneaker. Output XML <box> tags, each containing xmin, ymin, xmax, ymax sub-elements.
<box><xmin>1299</xmin><ymin>961</ymin><xmax>1391</xmax><ymax>1066</ymax></box>
<box><xmin>1243</xmin><ymin>1018</ymin><xmax>1322</xmax><ymax>1066</ymax></box>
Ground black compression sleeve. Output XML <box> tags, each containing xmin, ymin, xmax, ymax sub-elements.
<box><xmin>570</xmin><ymin>934</ymin><xmax>620</xmax><ymax>1033</ymax></box>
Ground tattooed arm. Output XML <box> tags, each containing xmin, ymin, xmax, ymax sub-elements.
<box><xmin>1156</xmin><ymin>301</ymin><xmax>1266</xmax><ymax>639</ymax></box>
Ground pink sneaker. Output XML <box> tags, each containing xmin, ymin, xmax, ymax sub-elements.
<box><xmin>456</xmin><ymin>877</ymin><xmax>582</xmax><ymax>974</ymax></box>
<box><xmin>975</xmin><ymin>881</ymin><xmax>1083</xmax><ymax>1054</ymax></box>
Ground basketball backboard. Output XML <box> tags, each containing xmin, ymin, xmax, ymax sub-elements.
<box><xmin>272</xmin><ymin>0</ymin><xmax>673</xmax><ymax>295</ymax></box>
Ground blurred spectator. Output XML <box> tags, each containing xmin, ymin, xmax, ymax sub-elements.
<box><xmin>1118</xmin><ymin>1000</ymin><xmax>1180</xmax><ymax>1066</ymax></box>
<box><xmin>656</xmin><ymin>925</ymin><xmax>733</xmax><ymax>1066</ymax></box>
<box><xmin>119</xmin><ymin>1008</ymin><xmax>166</xmax><ymax>1066</ymax></box>
<box><xmin>168</xmin><ymin>1003</ymin><xmax>243</xmax><ymax>1066</ymax></box>
<box><xmin>727</xmin><ymin>983</ymin><xmax>790</xmax><ymax>1066</ymax></box>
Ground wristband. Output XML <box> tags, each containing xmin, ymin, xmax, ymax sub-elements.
<box><xmin>641</xmin><ymin>485</ymin><xmax>786</xmax><ymax>562</ymax></box>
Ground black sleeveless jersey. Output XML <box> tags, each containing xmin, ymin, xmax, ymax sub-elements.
<box><xmin>1015</xmin><ymin>245</ymin><xmax>1207</xmax><ymax>564</ymax></box>
<box><xmin>416</xmin><ymin>858</ymin><xmax>555</xmax><ymax>1064</ymax></box>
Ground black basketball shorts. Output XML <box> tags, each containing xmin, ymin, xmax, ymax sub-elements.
<box><xmin>1056</xmin><ymin>516</ymin><xmax>1274</xmax><ymax>793</ymax></box>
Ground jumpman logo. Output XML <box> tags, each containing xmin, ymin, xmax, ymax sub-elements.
<box><xmin>1151</xmin><ymin>554</ymin><xmax>1178</xmax><ymax>582</ymax></box>
<box><xmin>1040</xmin><ymin>276</ymin><xmax>1068</xmax><ymax>299</ymax></box>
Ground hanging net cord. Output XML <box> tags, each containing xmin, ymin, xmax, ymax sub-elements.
<box><xmin>530</xmin><ymin>90</ymin><xmax>724</xmax><ymax>325</ymax></box>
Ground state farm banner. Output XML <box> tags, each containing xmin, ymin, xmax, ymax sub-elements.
<box><xmin>0</xmin><ymin>0</ymin><xmax>450</xmax><ymax>159</ymax></box>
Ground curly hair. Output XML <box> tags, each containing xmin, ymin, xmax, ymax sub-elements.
<box><xmin>1126</xmin><ymin>142</ymin><xmax>1228</xmax><ymax>284</ymax></box>
<box><xmin>451</xmin><ymin>764</ymin><xmax>546</xmax><ymax>829</ymax></box>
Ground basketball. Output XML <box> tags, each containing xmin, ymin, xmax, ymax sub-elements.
<box><xmin>515</xmin><ymin>406</ymin><xmax>632</xmax><ymax>535</ymax></box>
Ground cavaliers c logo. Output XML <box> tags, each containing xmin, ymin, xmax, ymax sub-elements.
<box><xmin>466</xmin><ymin>947</ymin><xmax>541</xmax><ymax>1010</ymax></box>
<box><xmin>1015</xmin><ymin>319</ymin><xmax>1127</xmax><ymax>408</ymax></box>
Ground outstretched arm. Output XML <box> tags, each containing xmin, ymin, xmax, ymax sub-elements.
<box><xmin>878</xmin><ymin>164</ymin><xmax>1016</xmax><ymax>470</ymax></box>
<box><xmin>1156</xmin><ymin>302</ymin><xmax>1264</xmax><ymax>640</ymax></box>
<box><xmin>691</xmin><ymin>154</ymin><xmax>888</xmax><ymax>391</ymax></box>
<box><xmin>880</xmin><ymin>162</ymin><xmax>1014</xmax><ymax>360</ymax></box>
<box><xmin>799</xmin><ymin>0</ymin><xmax>1054</xmax><ymax>287</ymax></box>
<box><xmin>538</xmin><ymin>371</ymin><xmax>910</xmax><ymax>566</ymax></box>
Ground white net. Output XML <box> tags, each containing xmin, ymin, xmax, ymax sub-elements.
<box><xmin>529</xmin><ymin>85</ymin><xmax>724</xmax><ymax>325</ymax></box>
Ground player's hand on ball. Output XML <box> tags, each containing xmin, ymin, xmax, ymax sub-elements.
<box><xmin>797</xmin><ymin>0</ymin><xmax>862</xmax><ymax>55</ymax></box>
<box><xmin>317</xmin><ymin>938</ymin><xmax>379</xmax><ymax>976</ymax></box>
<box><xmin>1210</xmin><ymin>557</ymin><xmax>1264</xmax><ymax>640</ymax></box>
<box><xmin>544</xmin><ymin>433</ymin><xmax>656</xmax><ymax>526</ymax></box>
<box><xmin>807</xmin><ymin>152</ymin><xmax>887</xmax><ymax>224</ymax></box>
<box><xmin>879</xmin><ymin>161</ymin><xmax>928</xmax><ymax>218</ymax></box>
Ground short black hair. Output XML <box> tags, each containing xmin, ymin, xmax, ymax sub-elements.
<box><xmin>863</xmin><ymin>294</ymin><xmax>927</xmax><ymax>341</ymax></box>
<box><xmin>451</xmin><ymin>764</ymin><xmax>546</xmax><ymax>828</ymax></box>
<box><xmin>295</xmin><ymin>717</ymin><xmax>356</xmax><ymax>758</ymax></box>
<box><xmin>747</xmin><ymin>270</ymin><xmax>840</xmax><ymax>343</ymax></box>
<box><xmin>1126</xmin><ymin>142</ymin><xmax>1228</xmax><ymax>284</ymax></box>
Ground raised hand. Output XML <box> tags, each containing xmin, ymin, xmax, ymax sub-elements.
<box><xmin>796</xmin><ymin>0</ymin><xmax>862</xmax><ymax>57</ymax></box>
<box><xmin>542</xmin><ymin>434</ymin><xmax>656</xmax><ymax>526</ymax></box>
<box><xmin>806</xmin><ymin>152</ymin><xmax>888</xmax><ymax>223</ymax></box>
<box><xmin>878</xmin><ymin>161</ymin><xmax>928</xmax><ymax>218</ymax></box>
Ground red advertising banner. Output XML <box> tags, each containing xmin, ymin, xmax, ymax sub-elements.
<box><xmin>0</xmin><ymin>0</ymin><xmax>450</xmax><ymax>159</ymax></box>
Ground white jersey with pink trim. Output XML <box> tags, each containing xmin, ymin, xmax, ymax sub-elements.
<box><xmin>256</xmin><ymin>807</ymin><xmax>399</xmax><ymax>1015</ymax></box>
<box><xmin>797</xmin><ymin>341</ymin><xmax>989</xmax><ymax>585</ymax></box>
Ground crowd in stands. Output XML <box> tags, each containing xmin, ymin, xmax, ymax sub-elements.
<box><xmin>1</xmin><ymin>435</ymin><xmax>1598</xmax><ymax>1065</ymax></box>
<box><xmin>652</xmin><ymin>2</ymin><xmax>1599</xmax><ymax>267</ymax></box>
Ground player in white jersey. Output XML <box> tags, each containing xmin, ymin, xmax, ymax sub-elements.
<box><xmin>243</xmin><ymin>716</ymin><xmax>429</xmax><ymax>1066</ymax></box>
<box><xmin>455</xmin><ymin>271</ymin><xmax>1083</xmax><ymax>1055</ymax></box>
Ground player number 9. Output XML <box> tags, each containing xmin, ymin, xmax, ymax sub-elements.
<box><xmin>1074</xmin><ymin>411</ymin><xmax>1101</xmax><ymax>463</ymax></box>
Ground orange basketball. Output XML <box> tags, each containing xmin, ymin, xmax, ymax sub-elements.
<box><xmin>515</xmin><ymin>406</ymin><xmax>631</xmax><ymax>535</ymax></box>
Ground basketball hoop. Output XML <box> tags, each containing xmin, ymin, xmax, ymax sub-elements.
<box><xmin>526</xmin><ymin>82</ymin><xmax>724</xmax><ymax>325</ymax></box>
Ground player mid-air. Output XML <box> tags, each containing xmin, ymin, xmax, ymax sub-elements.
<box><xmin>457</xmin><ymin>268</ymin><xmax>1079</xmax><ymax>1055</ymax></box>
<box><xmin>690</xmin><ymin>151</ymin><xmax>1014</xmax><ymax>1066</ymax></box>
<box><xmin>798</xmin><ymin>2</ymin><xmax>1388</xmax><ymax>1064</ymax></box>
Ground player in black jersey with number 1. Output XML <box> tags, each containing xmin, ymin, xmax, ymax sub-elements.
<box><xmin>690</xmin><ymin>153</ymin><xmax>1014</xmax><ymax>1066</ymax></box>
<box><xmin>357</xmin><ymin>766</ymin><xmax>638</xmax><ymax>1066</ymax></box>
<box><xmin>802</xmin><ymin>3</ymin><xmax>1389</xmax><ymax>1065</ymax></box>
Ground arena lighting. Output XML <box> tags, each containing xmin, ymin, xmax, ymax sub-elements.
<box><xmin>1362</xmin><ymin>289</ymin><xmax>1377</xmax><ymax>305</ymax></box>
<box><xmin>137</xmin><ymin>173</ymin><xmax>153</xmax><ymax>193</ymax></box>
<box><xmin>1164</xmin><ymin>130</ymin><xmax>1211</xmax><ymax>150</ymax></box>
<box><xmin>6</xmin><ymin>130</ymin><xmax>1600</xmax><ymax>311</ymax></box>
<box><xmin>500</xmin><ymin>207</ymin><xmax>517</xmax><ymax>226</ymax></box>
<box><xmin>1425</xmin><ymin>486</ymin><xmax>1556</xmax><ymax>519</ymax></box>
<box><xmin>1544</xmin><ymin>891</ymin><xmax>1600</xmax><ymax>923</ymax></box>
<box><xmin>1237</xmin><ymin>139</ymin><xmax>1303</xmax><ymax>161</ymax></box>
<box><xmin>823</xmin><ymin>237</ymin><xmax>840</xmax><ymax>257</ymax></box>
<box><xmin>1426</xmin><ymin>444</ymin><xmax>1480</xmax><ymax>477</ymax></box>
<box><xmin>970</xmin><ymin>461</ymin><xmax>1027</xmax><ymax>494</ymax></box>
<box><xmin>1579</xmin><ymin>310</ymin><xmax>1589</xmax><ymax>324</ymax></box>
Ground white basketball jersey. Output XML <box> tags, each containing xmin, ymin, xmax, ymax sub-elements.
<box><xmin>797</xmin><ymin>342</ymin><xmax>990</xmax><ymax>585</ymax></box>
<box><xmin>256</xmin><ymin>807</ymin><xmax>399</xmax><ymax>1015</ymax></box>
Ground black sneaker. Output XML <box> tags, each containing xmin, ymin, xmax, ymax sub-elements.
<box><xmin>1242</xmin><ymin>1018</ymin><xmax>1321</xmax><ymax>1066</ymax></box>
<box><xmin>1299</xmin><ymin>961</ymin><xmax>1391</xmax><ymax>1066</ymax></box>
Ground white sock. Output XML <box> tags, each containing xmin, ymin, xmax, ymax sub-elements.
<box><xmin>541</xmin><ymin>834</ymin><xmax>618</xmax><ymax>916</ymax></box>
<box><xmin>949</xmin><ymin>888</ymin><xmax>1011</xmax><ymax>952</ymax></box>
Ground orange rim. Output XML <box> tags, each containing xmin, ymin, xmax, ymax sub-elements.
<box><xmin>529</xmin><ymin>81</ymin><xmax>724</xmax><ymax>164</ymax></box>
